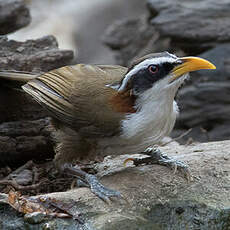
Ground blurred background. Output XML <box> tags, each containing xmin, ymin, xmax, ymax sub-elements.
<box><xmin>9</xmin><ymin>0</ymin><xmax>146</xmax><ymax>64</ymax></box>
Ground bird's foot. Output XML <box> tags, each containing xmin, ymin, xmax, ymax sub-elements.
<box><xmin>125</xmin><ymin>148</ymin><xmax>191</xmax><ymax>181</ymax></box>
<box><xmin>63</xmin><ymin>164</ymin><xmax>122</xmax><ymax>203</ymax></box>
<box><xmin>79</xmin><ymin>174</ymin><xmax>121</xmax><ymax>204</ymax></box>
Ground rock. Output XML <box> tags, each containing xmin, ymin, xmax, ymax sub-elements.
<box><xmin>195</xmin><ymin>44</ymin><xmax>230</xmax><ymax>81</ymax></box>
<box><xmin>0</xmin><ymin>204</ymin><xmax>25</xmax><ymax>230</ymax></box>
<box><xmin>0</xmin><ymin>118</ymin><xmax>54</xmax><ymax>167</ymax></box>
<box><xmin>0</xmin><ymin>87</ymin><xmax>48</xmax><ymax>123</ymax></box>
<box><xmin>147</xmin><ymin>0</ymin><xmax>230</xmax><ymax>54</ymax></box>
<box><xmin>24</xmin><ymin>212</ymin><xmax>46</xmax><ymax>224</ymax></box>
<box><xmin>0</xmin><ymin>118</ymin><xmax>51</xmax><ymax>137</ymax></box>
<box><xmin>172</xmin><ymin>45</ymin><xmax>230</xmax><ymax>143</ymax></box>
<box><xmin>177</xmin><ymin>81</ymin><xmax>230</xmax><ymax>127</ymax></box>
<box><xmin>0</xmin><ymin>0</ymin><xmax>31</xmax><ymax>35</ymax></box>
<box><xmin>174</xmin><ymin>92</ymin><xmax>230</xmax><ymax>142</ymax></box>
<box><xmin>14</xmin><ymin>169</ymin><xmax>33</xmax><ymax>185</ymax></box>
<box><xmin>0</xmin><ymin>140</ymin><xmax>229</xmax><ymax>229</ymax></box>
<box><xmin>0</xmin><ymin>36</ymin><xmax>74</xmax><ymax>73</ymax></box>
<box><xmin>103</xmin><ymin>18</ymin><xmax>155</xmax><ymax>66</ymax></box>
<box><xmin>103</xmin><ymin>17</ymin><xmax>176</xmax><ymax>66</ymax></box>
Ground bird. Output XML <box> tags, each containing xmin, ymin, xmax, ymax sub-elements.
<box><xmin>0</xmin><ymin>52</ymin><xmax>216</xmax><ymax>202</ymax></box>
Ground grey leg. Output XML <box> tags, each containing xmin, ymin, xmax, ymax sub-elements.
<box><xmin>129</xmin><ymin>148</ymin><xmax>191</xmax><ymax>181</ymax></box>
<box><xmin>62</xmin><ymin>164</ymin><xmax>121</xmax><ymax>203</ymax></box>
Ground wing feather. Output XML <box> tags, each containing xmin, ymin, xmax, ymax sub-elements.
<box><xmin>22</xmin><ymin>64</ymin><xmax>128</xmax><ymax>137</ymax></box>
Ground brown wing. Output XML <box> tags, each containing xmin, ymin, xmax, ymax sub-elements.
<box><xmin>22</xmin><ymin>64</ymin><xmax>128</xmax><ymax>137</ymax></box>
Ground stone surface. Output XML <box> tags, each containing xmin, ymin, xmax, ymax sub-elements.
<box><xmin>172</xmin><ymin>45</ymin><xmax>230</xmax><ymax>143</ymax></box>
<box><xmin>0</xmin><ymin>118</ymin><xmax>54</xmax><ymax>167</ymax></box>
<box><xmin>176</xmin><ymin>81</ymin><xmax>230</xmax><ymax>127</ymax></box>
<box><xmin>195</xmin><ymin>44</ymin><xmax>230</xmax><ymax>81</ymax></box>
<box><xmin>15</xmin><ymin>169</ymin><xmax>33</xmax><ymax>185</ymax></box>
<box><xmin>147</xmin><ymin>0</ymin><xmax>230</xmax><ymax>54</ymax></box>
<box><xmin>24</xmin><ymin>212</ymin><xmax>46</xmax><ymax>225</ymax></box>
<box><xmin>0</xmin><ymin>35</ymin><xmax>74</xmax><ymax>73</ymax></box>
<box><xmin>0</xmin><ymin>87</ymin><xmax>48</xmax><ymax>123</ymax></box>
<box><xmin>0</xmin><ymin>0</ymin><xmax>31</xmax><ymax>35</ymax></box>
<box><xmin>103</xmin><ymin>17</ymin><xmax>184</xmax><ymax>66</ymax></box>
<box><xmin>0</xmin><ymin>140</ymin><xmax>229</xmax><ymax>229</ymax></box>
<box><xmin>104</xmin><ymin>0</ymin><xmax>230</xmax><ymax>64</ymax></box>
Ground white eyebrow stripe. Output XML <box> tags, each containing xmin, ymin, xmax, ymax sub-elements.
<box><xmin>118</xmin><ymin>56</ymin><xmax>178</xmax><ymax>92</ymax></box>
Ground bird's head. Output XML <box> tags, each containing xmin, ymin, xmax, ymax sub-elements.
<box><xmin>116</xmin><ymin>52</ymin><xmax>215</xmax><ymax>102</ymax></box>
<box><xmin>109</xmin><ymin>52</ymin><xmax>215</xmax><ymax>114</ymax></box>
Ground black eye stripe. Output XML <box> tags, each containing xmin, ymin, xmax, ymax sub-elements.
<box><xmin>131</xmin><ymin>62</ymin><xmax>177</xmax><ymax>94</ymax></box>
<box><xmin>162</xmin><ymin>62</ymin><xmax>176</xmax><ymax>73</ymax></box>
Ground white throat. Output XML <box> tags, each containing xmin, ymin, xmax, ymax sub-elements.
<box><xmin>121</xmin><ymin>80</ymin><xmax>181</xmax><ymax>147</ymax></box>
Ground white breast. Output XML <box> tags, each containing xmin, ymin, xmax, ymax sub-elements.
<box><xmin>120</xmin><ymin>85</ymin><xmax>179</xmax><ymax>151</ymax></box>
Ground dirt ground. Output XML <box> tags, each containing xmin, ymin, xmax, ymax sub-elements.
<box><xmin>0</xmin><ymin>160</ymin><xmax>75</xmax><ymax>196</ymax></box>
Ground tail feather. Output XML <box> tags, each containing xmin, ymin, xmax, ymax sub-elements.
<box><xmin>0</xmin><ymin>71</ymin><xmax>38</xmax><ymax>88</ymax></box>
<box><xmin>0</xmin><ymin>71</ymin><xmax>38</xmax><ymax>82</ymax></box>
<box><xmin>0</xmin><ymin>68</ymin><xmax>77</xmax><ymax>126</ymax></box>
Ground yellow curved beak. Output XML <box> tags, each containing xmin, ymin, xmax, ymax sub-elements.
<box><xmin>171</xmin><ymin>56</ymin><xmax>216</xmax><ymax>82</ymax></box>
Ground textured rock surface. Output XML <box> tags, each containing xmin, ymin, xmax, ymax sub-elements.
<box><xmin>0</xmin><ymin>88</ymin><xmax>47</xmax><ymax>123</ymax></box>
<box><xmin>194</xmin><ymin>44</ymin><xmax>230</xmax><ymax>82</ymax></box>
<box><xmin>0</xmin><ymin>118</ymin><xmax>54</xmax><ymax>167</ymax></box>
<box><xmin>0</xmin><ymin>36</ymin><xmax>74</xmax><ymax>73</ymax></box>
<box><xmin>0</xmin><ymin>140</ymin><xmax>229</xmax><ymax>229</ymax></box>
<box><xmin>0</xmin><ymin>35</ymin><xmax>73</xmax><ymax>166</ymax></box>
<box><xmin>103</xmin><ymin>17</ymin><xmax>176</xmax><ymax>66</ymax></box>
<box><xmin>173</xmin><ymin>45</ymin><xmax>230</xmax><ymax>143</ymax></box>
<box><xmin>103</xmin><ymin>18</ymin><xmax>157</xmax><ymax>66</ymax></box>
<box><xmin>0</xmin><ymin>0</ymin><xmax>31</xmax><ymax>35</ymax></box>
<box><xmin>147</xmin><ymin>0</ymin><xmax>230</xmax><ymax>54</ymax></box>
<box><xmin>104</xmin><ymin>0</ymin><xmax>230</xmax><ymax>62</ymax></box>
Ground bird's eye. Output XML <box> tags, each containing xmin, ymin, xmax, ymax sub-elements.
<box><xmin>148</xmin><ymin>65</ymin><xmax>158</xmax><ymax>74</ymax></box>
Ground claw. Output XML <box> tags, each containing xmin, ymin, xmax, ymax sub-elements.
<box><xmin>123</xmin><ymin>158</ymin><xmax>135</xmax><ymax>166</ymax></box>
<box><xmin>184</xmin><ymin>168</ymin><xmax>192</xmax><ymax>182</ymax></box>
<box><xmin>85</xmin><ymin>174</ymin><xmax>122</xmax><ymax>202</ymax></box>
<box><xmin>173</xmin><ymin>163</ymin><xmax>177</xmax><ymax>174</ymax></box>
<box><xmin>63</xmin><ymin>164</ymin><xmax>123</xmax><ymax>203</ymax></box>
<box><xmin>127</xmin><ymin>148</ymin><xmax>192</xmax><ymax>182</ymax></box>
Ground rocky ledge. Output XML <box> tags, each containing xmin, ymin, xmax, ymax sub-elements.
<box><xmin>147</xmin><ymin>0</ymin><xmax>230</xmax><ymax>54</ymax></box>
<box><xmin>0</xmin><ymin>140</ymin><xmax>229</xmax><ymax>229</ymax></box>
<box><xmin>0</xmin><ymin>0</ymin><xmax>31</xmax><ymax>35</ymax></box>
